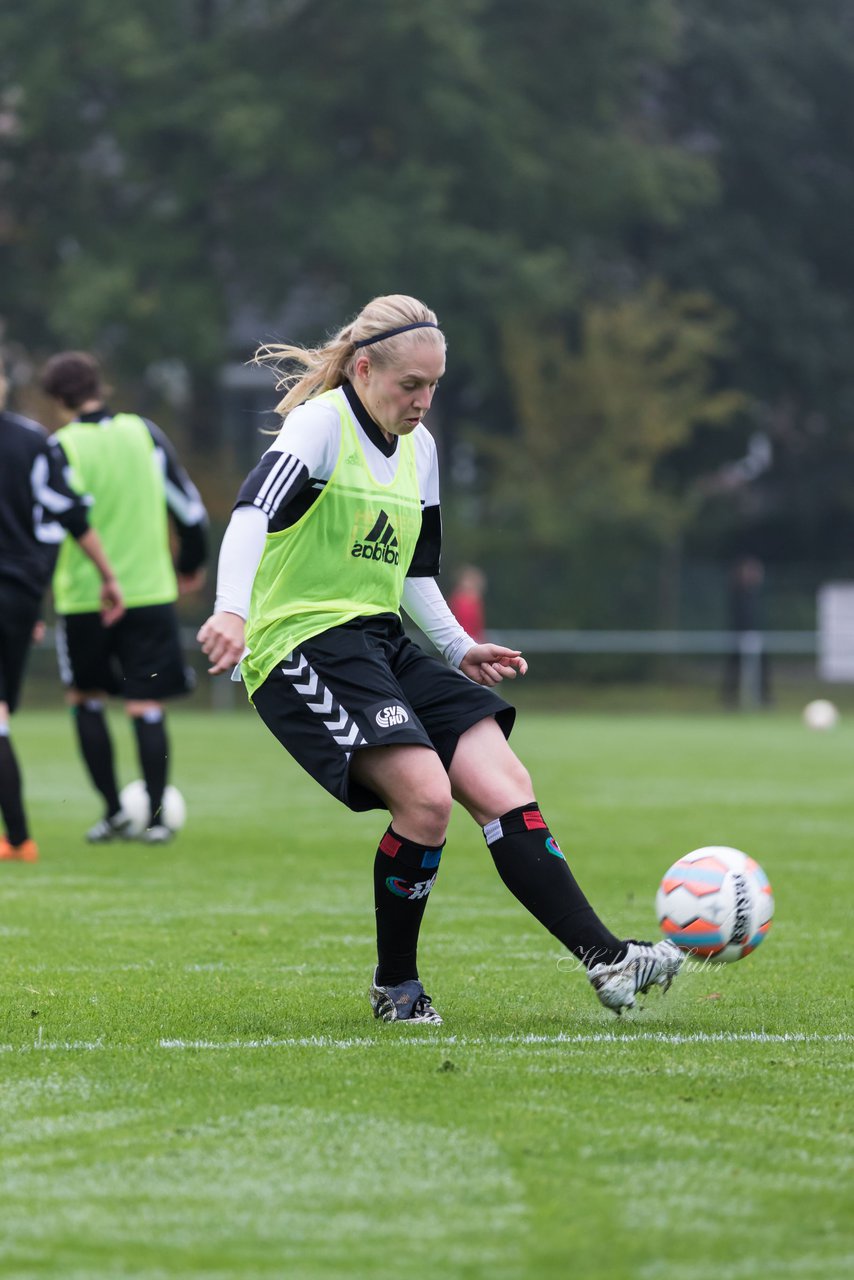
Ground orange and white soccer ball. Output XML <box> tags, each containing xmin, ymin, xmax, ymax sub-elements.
<box><xmin>655</xmin><ymin>845</ymin><xmax>774</xmax><ymax>963</ymax></box>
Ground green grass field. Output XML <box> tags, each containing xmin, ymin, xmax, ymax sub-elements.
<box><xmin>1</xmin><ymin>705</ymin><xmax>851</xmax><ymax>1279</ymax></box>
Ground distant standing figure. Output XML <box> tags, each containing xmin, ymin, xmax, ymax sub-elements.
<box><xmin>722</xmin><ymin>555</ymin><xmax>772</xmax><ymax>708</ymax></box>
<box><xmin>448</xmin><ymin>565</ymin><xmax>487</xmax><ymax>643</ymax></box>
<box><xmin>41</xmin><ymin>351</ymin><xmax>208</xmax><ymax>844</ymax></box>
<box><xmin>0</xmin><ymin>354</ymin><xmax>123</xmax><ymax>862</ymax></box>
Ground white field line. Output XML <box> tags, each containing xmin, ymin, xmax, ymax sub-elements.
<box><xmin>0</xmin><ymin>1031</ymin><xmax>851</xmax><ymax>1054</ymax></box>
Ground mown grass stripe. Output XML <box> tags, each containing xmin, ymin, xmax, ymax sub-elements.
<box><xmin>1</xmin><ymin>1031</ymin><xmax>850</xmax><ymax>1054</ymax></box>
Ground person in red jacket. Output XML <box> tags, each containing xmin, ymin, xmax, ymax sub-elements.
<box><xmin>448</xmin><ymin>565</ymin><xmax>487</xmax><ymax>643</ymax></box>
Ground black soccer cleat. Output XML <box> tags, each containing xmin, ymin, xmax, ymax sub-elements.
<box><xmin>85</xmin><ymin>810</ymin><xmax>134</xmax><ymax>844</ymax></box>
<box><xmin>369</xmin><ymin>970</ymin><xmax>443</xmax><ymax>1025</ymax></box>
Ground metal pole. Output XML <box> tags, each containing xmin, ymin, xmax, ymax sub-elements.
<box><xmin>738</xmin><ymin>630</ymin><xmax>764</xmax><ymax>709</ymax></box>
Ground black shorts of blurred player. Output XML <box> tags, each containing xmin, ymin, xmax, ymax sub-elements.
<box><xmin>252</xmin><ymin>613</ymin><xmax>515</xmax><ymax>811</ymax></box>
<box><xmin>56</xmin><ymin>603</ymin><xmax>193</xmax><ymax>842</ymax></box>
<box><xmin>56</xmin><ymin>602</ymin><xmax>194</xmax><ymax>701</ymax></box>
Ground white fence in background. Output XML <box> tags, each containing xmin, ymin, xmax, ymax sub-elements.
<box><xmin>486</xmin><ymin>629</ymin><xmax>816</xmax><ymax>655</ymax></box>
<box><xmin>486</xmin><ymin>629</ymin><xmax>817</xmax><ymax>710</ymax></box>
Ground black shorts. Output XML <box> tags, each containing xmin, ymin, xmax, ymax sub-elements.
<box><xmin>0</xmin><ymin>580</ymin><xmax>41</xmax><ymax>713</ymax></box>
<box><xmin>252</xmin><ymin>613</ymin><xmax>516</xmax><ymax>812</ymax></box>
<box><xmin>56</xmin><ymin>602</ymin><xmax>195</xmax><ymax>701</ymax></box>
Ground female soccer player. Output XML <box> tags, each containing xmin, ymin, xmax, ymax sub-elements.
<box><xmin>198</xmin><ymin>294</ymin><xmax>683</xmax><ymax>1022</ymax></box>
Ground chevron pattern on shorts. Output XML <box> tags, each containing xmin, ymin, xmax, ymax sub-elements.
<box><xmin>279</xmin><ymin>652</ymin><xmax>368</xmax><ymax>752</ymax></box>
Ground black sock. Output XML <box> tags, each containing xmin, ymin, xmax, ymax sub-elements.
<box><xmin>484</xmin><ymin>803</ymin><xmax>625</xmax><ymax>967</ymax></box>
<box><xmin>373</xmin><ymin>826</ymin><xmax>444</xmax><ymax>987</ymax></box>
<box><xmin>73</xmin><ymin>701</ymin><xmax>121</xmax><ymax>816</ymax></box>
<box><xmin>0</xmin><ymin>729</ymin><xmax>28</xmax><ymax>845</ymax></box>
<box><xmin>131</xmin><ymin>711</ymin><xmax>168</xmax><ymax>824</ymax></box>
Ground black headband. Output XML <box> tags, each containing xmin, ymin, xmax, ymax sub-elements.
<box><xmin>353</xmin><ymin>321</ymin><xmax>439</xmax><ymax>349</ymax></box>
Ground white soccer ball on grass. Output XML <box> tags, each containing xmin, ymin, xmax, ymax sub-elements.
<box><xmin>119</xmin><ymin>780</ymin><xmax>187</xmax><ymax>836</ymax></box>
<box><xmin>802</xmin><ymin>699</ymin><xmax>839</xmax><ymax>730</ymax></box>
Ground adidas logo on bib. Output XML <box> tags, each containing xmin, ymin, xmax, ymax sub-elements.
<box><xmin>351</xmin><ymin>509</ymin><xmax>400</xmax><ymax>565</ymax></box>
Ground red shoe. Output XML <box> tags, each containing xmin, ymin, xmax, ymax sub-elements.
<box><xmin>0</xmin><ymin>837</ymin><xmax>39</xmax><ymax>862</ymax></box>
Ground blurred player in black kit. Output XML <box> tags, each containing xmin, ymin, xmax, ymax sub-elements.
<box><xmin>0</xmin><ymin>354</ymin><xmax>123</xmax><ymax>861</ymax></box>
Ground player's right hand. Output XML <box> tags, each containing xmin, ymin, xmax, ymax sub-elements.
<box><xmin>100</xmin><ymin>578</ymin><xmax>125</xmax><ymax>627</ymax></box>
<box><xmin>197</xmin><ymin>611</ymin><xmax>246</xmax><ymax>675</ymax></box>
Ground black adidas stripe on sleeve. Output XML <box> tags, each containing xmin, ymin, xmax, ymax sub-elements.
<box><xmin>407</xmin><ymin>504</ymin><xmax>442</xmax><ymax>578</ymax></box>
<box><xmin>234</xmin><ymin>450</ymin><xmax>313</xmax><ymax>524</ymax></box>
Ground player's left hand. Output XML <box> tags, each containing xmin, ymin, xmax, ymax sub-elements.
<box><xmin>197</xmin><ymin>611</ymin><xmax>246</xmax><ymax>675</ymax></box>
<box><xmin>99</xmin><ymin>578</ymin><xmax>125</xmax><ymax>627</ymax></box>
<box><xmin>460</xmin><ymin>644</ymin><xmax>528</xmax><ymax>686</ymax></box>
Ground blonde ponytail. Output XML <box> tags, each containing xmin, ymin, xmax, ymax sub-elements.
<box><xmin>255</xmin><ymin>294</ymin><xmax>444</xmax><ymax>419</ymax></box>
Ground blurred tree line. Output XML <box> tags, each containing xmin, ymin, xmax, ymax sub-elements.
<box><xmin>2</xmin><ymin>0</ymin><xmax>853</xmax><ymax>627</ymax></box>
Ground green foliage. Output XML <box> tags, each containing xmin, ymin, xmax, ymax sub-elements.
<box><xmin>479</xmin><ymin>282</ymin><xmax>744</xmax><ymax>552</ymax></box>
<box><xmin>0</xmin><ymin>1</ymin><xmax>703</xmax><ymax>378</ymax></box>
<box><xmin>657</xmin><ymin>0</ymin><xmax>854</xmax><ymax>563</ymax></box>
<box><xmin>443</xmin><ymin>282</ymin><xmax>745</xmax><ymax>627</ymax></box>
